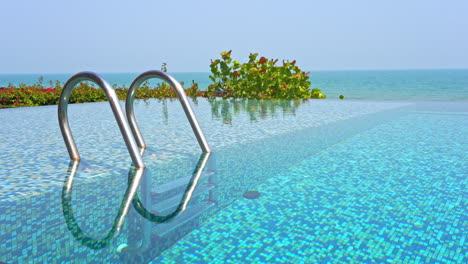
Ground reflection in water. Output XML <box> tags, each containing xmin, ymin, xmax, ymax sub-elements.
<box><xmin>208</xmin><ymin>98</ymin><xmax>305</xmax><ymax>124</ymax></box>
<box><xmin>162</xmin><ymin>99</ymin><xmax>168</xmax><ymax>125</ymax></box>
<box><xmin>60</xmin><ymin>151</ymin><xmax>215</xmax><ymax>261</ymax></box>
<box><xmin>132</xmin><ymin>152</ymin><xmax>211</xmax><ymax>223</ymax></box>
<box><xmin>137</xmin><ymin>97</ymin><xmax>303</xmax><ymax>125</ymax></box>
<box><xmin>61</xmin><ymin>161</ymin><xmax>145</xmax><ymax>249</ymax></box>
<box><xmin>117</xmin><ymin>152</ymin><xmax>216</xmax><ymax>263</ymax></box>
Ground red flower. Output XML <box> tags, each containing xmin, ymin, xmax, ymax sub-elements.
<box><xmin>233</xmin><ymin>71</ymin><xmax>241</xmax><ymax>77</ymax></box>
<box><xmin>258</xmin><ymin>57</ymin><xmax>267</xmax><ymax>64</ymax></box>
<box><xmin>14</xmin><ymin>101</ymin><xmax>19</xmax><ymax>105</ymax></box>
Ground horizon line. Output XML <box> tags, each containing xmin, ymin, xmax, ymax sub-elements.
<box><xmin>1</xmin><ymin>67</ymin><xmax>468</xmax><ymax>75</ymax></box>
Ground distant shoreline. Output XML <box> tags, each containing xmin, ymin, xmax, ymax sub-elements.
<box><xmin>2</xmin><ymin>68</ymin><xmax>467</xmax><ymax>75</ymax></box>
<box><xmin>1</xmin><ymin>69</ymin><xmax>468</xmax><ymax>101</ymax></box>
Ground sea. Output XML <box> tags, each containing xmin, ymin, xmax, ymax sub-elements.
<box><xmin>1</xmin><ymin>69</ymin><xmax>467</xmax><ymax>101</ymax></box>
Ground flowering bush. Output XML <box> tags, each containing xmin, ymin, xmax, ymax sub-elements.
<box><xmin>206</xmin><ymin>51</ymin><xmax>326</xmax><ymax>99</ymax></box>
<box><xmin>0</xmin><ymin>79</ymin><xmax>201</xmax><ymax>108</ymax></box>
<box><xmin>0</xmin><ymin>86</ymin><xmax>61</xmax><ymax>107</ymax></box>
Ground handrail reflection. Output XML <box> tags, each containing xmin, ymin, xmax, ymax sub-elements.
<box><xmin>132</xmin><ymin>152</ymin><xmax>211</xmax><ymax>223</ymax></box>
<box><xmin>61</xmin><ymin>161</ymin><xmax>145</xmax><ymax>249</ymax></box>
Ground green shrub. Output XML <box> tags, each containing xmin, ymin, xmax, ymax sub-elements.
<box><xmin>206</xmin><ymin>51</ymin><xmax>325</xmax><ymax>99</ymax></box>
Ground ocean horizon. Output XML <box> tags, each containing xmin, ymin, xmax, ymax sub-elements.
<box><xmin>1</xmin><ymin>69</ymin><xmax>467</xmax><ymax>101</ymax></box>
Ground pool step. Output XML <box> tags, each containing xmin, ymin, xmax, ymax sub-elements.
<box><xmin>151</xmin><ymin>183</ymin><xmax>216</xmax><ymax>214</ymax></box>
<box><xmin>151</xmin><ymin>170</ymin><xmax>216</xmax><ymax>197</ymax></box>
<box><xmin>154</xmin><ymin>200</ymin><xmax>216</xmax><ymax>237</ymax></box>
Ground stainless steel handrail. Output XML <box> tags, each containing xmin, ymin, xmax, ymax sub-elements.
<box><xmin>126</xmin><ymin>70</ymin><xmax>211</xmax><ymax>153</ymax></box>
<box><xmin>58</xmin><ymin>71</ymin><xmax>145</xmax><ymax>168</ymax></box>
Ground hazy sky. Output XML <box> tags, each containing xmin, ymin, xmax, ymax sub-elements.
<box><xmin>1</xmin><ymin>0</ymin><xmax>467</xmax><ymax>73</ymax></box>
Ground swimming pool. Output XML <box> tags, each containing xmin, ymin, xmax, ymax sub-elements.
<box><xmin>0</xmin><ymin>99</ymin><xmax>466</xmax><ymax>263</ymax></box>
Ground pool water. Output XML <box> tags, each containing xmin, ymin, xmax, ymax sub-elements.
<box><xmin>0</xmin><ymin>99</ymin><xmax>466</xmax><ymax>263</ymax></box>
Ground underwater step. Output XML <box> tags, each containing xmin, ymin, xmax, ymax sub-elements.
<box><xmin>154</xmin><ymin>200</ymin><xmax>216</xmax><ymax>237</ymax></box>
<box><xmin>151</xmin><ymin>170</ymin><xmax>216</xmax><ymax>196</ymax></box>
<box><xmin>151</xmin><ymin>183</ymin><xmax>216</xmax><ymax>215</ymax></box>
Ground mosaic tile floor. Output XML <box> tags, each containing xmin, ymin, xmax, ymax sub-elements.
<box><xmin>0</xmin><ymin>99</ymin><xmax>409</xmax><ymax>201</ymax></box>
<box><xmin>0</xmin><ymin>100</ymin><xmax>466</xmax><ymax>263</ymax></box>
<box><xmin>153</xmin><ymin>110</ymin><xmax>467</xmax><ymax>263</ymax></box>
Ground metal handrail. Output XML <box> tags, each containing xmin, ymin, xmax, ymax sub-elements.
<box><xmin>126</xmin><ymin>70</ymin><xmax>211</xmax><ymax>153</ymax></box>
<box><xmin>58</xmin><ymin>71</ymin><xmax>145</xmax><ymax>168</ymax></box>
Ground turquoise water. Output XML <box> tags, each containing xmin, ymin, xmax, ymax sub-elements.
<box><xmin>1</xmin><ymin>69</ymin><xmax>467</xmax><ymax>100</ymax></box>
<box><xmin>155</xmin><ymin>105</ymin><xmax>468</xmax><ymax>263</ymax></box>
<box><xmin>0</xmin><ymin>99</ymin><xmax>466</xmax><ymax>263</ymax></box>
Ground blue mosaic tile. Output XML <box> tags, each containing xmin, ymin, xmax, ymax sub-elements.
<box><xmin>0</xmin><ymin>100</ymin><xmax>466</xmax><ymax>263</ymax></box>
<box><xmin>154</xmin><ymin>108</ymin><xmax>467</xmax><ymax>263</ymax></box>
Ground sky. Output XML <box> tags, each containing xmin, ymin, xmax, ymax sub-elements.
<box><xmin>1</xmin><ymin>0</ymin><xmax>467</xmax><ymax>73</ymax></box>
